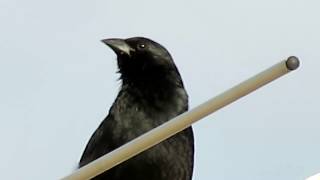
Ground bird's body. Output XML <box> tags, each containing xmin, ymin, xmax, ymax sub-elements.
<box><xmin>79</xmin><ymin>37</ymin><xmax>194</xmax><ymax>180</ymax></box>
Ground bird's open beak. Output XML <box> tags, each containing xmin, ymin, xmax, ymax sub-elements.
<box><xmin>101</xmin><ymin>38</ymin><xmax>134</xmax><ymax>57</ymax></box>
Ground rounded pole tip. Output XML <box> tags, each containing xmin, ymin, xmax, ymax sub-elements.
<box><xmin>286</xmin><ymin>56</ymin><xmax>300</xmax><ymax>70</ymax></box>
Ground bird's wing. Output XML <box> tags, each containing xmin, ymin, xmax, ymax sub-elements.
<box><xmin>79</xmin><ymin>114</ymin><xmax>115</xmax><ymax>167</ymax></box>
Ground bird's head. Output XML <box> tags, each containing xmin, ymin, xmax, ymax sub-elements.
<box><xmin>102</xmin><ymin>37</ymin><xmax>181</xmax><ymax>85</ymax></box>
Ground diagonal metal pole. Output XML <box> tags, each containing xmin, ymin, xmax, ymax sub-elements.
<box><xmin>61</xmin><ymin>56</ymin><xmax>300</xmax><ymax>180</ymax></box>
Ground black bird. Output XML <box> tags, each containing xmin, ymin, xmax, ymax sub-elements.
<box><xmin>79</xmin><ymin>37</ymin><xmax>194</xmax><ymax>180</ymax></box>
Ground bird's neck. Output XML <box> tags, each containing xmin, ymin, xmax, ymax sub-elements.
<box><xmin>121</xmin><ymin>72</ymin><xmax>186</xmax><ymax>105</ymax></box>
<box><xmin>123</xmin><ymin>71</ymin><xmax>181</xmax><ymax>92</ymax></box>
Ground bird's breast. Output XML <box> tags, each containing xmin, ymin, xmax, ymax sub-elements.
<box><xmin>110</xmin><ymin>87</ymin><xmax>188</xmax><ymax>143</ymax></box>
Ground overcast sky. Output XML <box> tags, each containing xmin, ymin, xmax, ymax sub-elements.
<box><xmin>0</xmin><ymin>0</ymin><xmax>319</xmax><ymax>179</ymax></box>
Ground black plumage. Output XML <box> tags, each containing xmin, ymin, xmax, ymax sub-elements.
<box><xmin>79</xmin><ymin>37</ymin><xmax>194</xmax><ymax>180</ymax></box>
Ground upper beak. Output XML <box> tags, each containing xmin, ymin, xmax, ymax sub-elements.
<box><xmin>101</xmin><ymin>38</ymin><xmax>134</xmax><ymax>57</ymax></box>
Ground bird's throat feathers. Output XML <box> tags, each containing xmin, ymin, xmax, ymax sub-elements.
<box><xmin>120</xmin><ymin>65</ymin><xmax>184</xmax><ymax>92</ymax></box>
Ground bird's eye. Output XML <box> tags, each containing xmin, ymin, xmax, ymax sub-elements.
<box><xmin>138</xmin><ymin>44</ymin><xmax>145</xmax><ymax>49</ymax></box>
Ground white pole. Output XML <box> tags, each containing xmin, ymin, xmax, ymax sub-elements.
<box><xmin>61</xmin><ymin>56</ymin><xmax>300</xmax><ymax>180</ymax></box>
<box><xmin>306</xmin><ymin>173</ymin><xmax>320</xmax><ymax>180</ymax></box>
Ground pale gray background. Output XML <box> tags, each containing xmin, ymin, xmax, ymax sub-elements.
<box><xmin>0</xmin><ymin>0</ymin><xmax>319</xmax><ymax>179</ymax></box>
